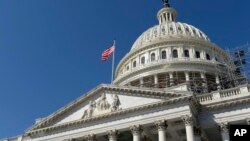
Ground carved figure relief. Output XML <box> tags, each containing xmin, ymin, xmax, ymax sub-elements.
<box><xmin>111</xmin><ymin>94</ymin><xmax>121</xmax><ymax>112</ymax></box>
<box><xmin>82</xmin><ymin>100</ymin><xmax>96</xmax><ymax>119</ymax></box>
<box><xmin>82</xmin><ymin>94</ymin><xmax>122</xmax><ymax>119</ymax></box>
<box><xmin>97</xmin><ymin>94</ymin><xmax>110</xmax><ymax>111</ymax></box>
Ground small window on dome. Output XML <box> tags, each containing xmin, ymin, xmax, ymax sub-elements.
<box><xmin>178</xmin><ymin>26</ymin><xmax>183</xmax><ymax>33</ymax></box>
<box><xmin>133</xmin><ymin>61</ymin><xmax>137</xmax><ymax>68</ymax></box>
<box><xmin>206</xmin><ymin>53</ymin><xmax>211</xmax><ymax>60</ymax></box>
<box><xmin>154</xmin><ymin>30</ymin><xmax>157</xmax><ymax>37</ymax></box>
<box><xmin>195</xmin><ymin>51</ymin><xmax>200</xmax><ymax>58</ymax></box>
<box><xmin>173</xmin><ymin>50</ymin><xmax>178</xmax><ymax>58</ymax></box>
<box><xmin>161</xmin><ymin>50</ymin><xmax>167</xmax><ymax>59</ymax></box>
<box><xmin>141</xmin><ymin>57</ymin><xmax>145</xmax><ymax>64</ymax></box>
<box><xmin>126</xmin><ymin>66</ymin><xmax>130</xmax><ymax>71</ymax></box>
<box><xmin>169</xmin><ymin>26</ymin><xmax>174</xmax><ymax>32</ymax></box>
<box><xmin>199</xmin><ymin>32</ymin><xmax>203</xmax><ymax>37</ymax></box>
<box><xmin>151</xmin><ymin>53</ymin><xmax>156</xmax><ymax>61</ymax></box>
<box><xmin>162</xmin><ymin>28</ymin><xmax>165</xmax><ymax>33</ymax></box>
<box><xmin>184</xmin><ymin>50</ymin><xmax>189</xmax><ymax>58</ymax></box>
<box><xmin>186</xmin><ymin>27</ymin><xmax>190</xmax><ymax>32</ymax></box>
<box><xmin>193</xmin><ymin>29</ymin><xmax>196</xmax><ymax>35</ymax></box>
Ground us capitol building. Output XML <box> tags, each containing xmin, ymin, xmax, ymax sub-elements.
<box><xmin>2</xmin><ymin>1</ymin><xmax>250</xmax><ymax>141</ymax></box>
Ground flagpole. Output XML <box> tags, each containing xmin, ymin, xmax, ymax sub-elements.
<box><xmin>111</xmin><ymin>40</ymin><xmax>115</xmax><ymax>84</ymax></box>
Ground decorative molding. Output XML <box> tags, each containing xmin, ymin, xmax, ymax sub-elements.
<box><xmin>107</xmin><ymin>130</ymin><xmax>119</xmax><ymax>140</ymax></box>
<box><xmin>27</xmin><ymin>84</ymin><xmax>187</xmax><ymax>132</ymax></box>
<box><xmin>82</xmin><ymin>100</ymin><xmax>96</xmax><ymax>119</ymax></box>
<box><xmin>218</xmin><ymin>122</ymin><xmax>229</xmax><ymax>133</ymax></box>
<box><xmin>27</xmin><ymin>95</ymin><xmax>191</xmax><ymax>135</ymax></box>
<box><xmin>111</xmin><ymin>94</ymin><xmax>121</xmax><ymax>112</ymax></box>
<box><xmin>130</xmin><ymin>125</ymin><xmax>143</xmax><ymax>135</ymax></box>
<box><xmin>84</xmin><ymin>134</ymin><xmax>95</xmax><ymax>141</ymax></box>
<box><xmin>97</xmin><ymin>94</ymin><xmax>110</xmax><ymax>111</ymax></box>
<box><xmin>154</xmin><ymin>120</ymin><xmax>168</xmax><ymax>131</ymax></box>
<box><xmin>181</xmin><ymin>115</ymin><xmax>193</xmax><ymax>126</ymax></box>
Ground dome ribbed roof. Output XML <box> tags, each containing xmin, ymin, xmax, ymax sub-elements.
<box><xmin>131</xmin><ymin>22</ymin><xmax>210</xmax><ymax>51</ymax></box>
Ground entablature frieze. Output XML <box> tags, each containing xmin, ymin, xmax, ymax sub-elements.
<box><xmin>27</xmin><ymin>96</ymin><xmax>193</xmax><ymax>138</ymax></box>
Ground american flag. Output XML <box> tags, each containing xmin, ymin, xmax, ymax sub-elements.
<box><xmin>101</xmin><ymin>43</ymin><xmax>115</xmax><ymax>61</ymax></box>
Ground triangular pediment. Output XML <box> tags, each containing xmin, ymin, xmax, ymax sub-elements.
<box><xmin>27</xmin><ymin>84</ymin><xmax>191</xmax><ymax>134</ymax></box>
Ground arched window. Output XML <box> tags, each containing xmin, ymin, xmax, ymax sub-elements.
<box><xmin>206</xmin><ymin>53</ymin><xmax>211</xmax><ymax>60</ymax></box>
<box><xmin>161</xmin><ymin>50</ymin><xmax>166</xmax><ymax>59</ymax></box>
<box><xmin>195</xmin><ymin>51</ymin><xmax>200</xmax><ymax>58</ymax></box>
<box><xmin>141</xmin><ymin>57</ymin><xmax>145</xmax><ymax>64</ymax></box>
<box><xmin>133</xmin><ymin>61</ymin><xmax>137</xmax><ymax>68</ymax></box>
<box><xmin>151</xmin><ymin>53</ymin><xmax>156</xmax><ymax>61</ymax></box>
<box><xmin>126</xmin><ymin>66</ymin><xmax>129</xmax><ymax>71</ymax></box>
<box><xmin>184</xmin><ymin>50</ymin><xmax>189</xmax><ymax>57</ymax></box>
<box><xmin>173</xmin><ymin>49</ymin><xmax>178</xmax><ymax>58</ymax></box>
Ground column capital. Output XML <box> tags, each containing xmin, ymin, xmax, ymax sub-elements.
<box><xmin>84</xmin><ymin>134</ymin><xmax>95</xmax><ymax>141</ymax></box>
<box><xmin>130</xmin><ymin>125</ymin><xmax>143</xmax><ymax>135</ymax></box>
<box><xmin>107</xmin><ymin>130</ymin><xmax>119</xmax><ymax>140</ymax></box>
<box><xmin>155</xmin><ymin>120</ymin><xmax>168</xmax><ymax>131</ymax></box>
<box><xmin>218</xmin><ymin>122</ymin><xmax>229</xmax><ymax>133</ymax></box>
<box><xmin>181</xmin><ymin>115</ymin><xmax>194</xmax><ymax>126</ymax></box>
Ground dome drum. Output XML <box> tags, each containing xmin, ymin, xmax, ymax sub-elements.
<box><xmin>113</xmin><ymin>3</ymin><xmax>233</xmax><ymax>94</ymax></box>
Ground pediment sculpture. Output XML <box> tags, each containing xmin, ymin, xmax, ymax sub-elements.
<box><xmin>97</xmin><ymin>94</ymin><xmax>110</xmax><ymax>111</ymax></box>
<box><xmin>82</xmin><ymin>94</ymin><xmax>121</xmax><ymax>119</ymax></box>
<box><xmin>111</xmin><ymin>94</ymin><xmax>121</xmax><ymax>112</ymax></box>
<box><xmin>82</xmin><ymin>100</ymin><xmax>96</xmax><ymax>119</ymax></box>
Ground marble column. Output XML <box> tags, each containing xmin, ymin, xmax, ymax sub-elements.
<box><xmin>155</xmin><ymin>120</ymin><xmax>168</xmax><ymax>141</ymax></box>
<box><xmin>130</xmin><ymin>125</ymin><xmax>142</xmax><ymax>141</ymax></box>
<box><xmin>154</xmin><ymin>74</ymin><xmax>158</xmax><ymax>87</ymax></box>
<box><xmin>169</xmin><ymin>72</ymin><xmax>174</xmax><ymax>86</ymax></box>
<box><xmin>185</xmin><ymin>71</ymin><xmax>190</xmax><ymax>81</ymax></box>
<box><xmin>85</xmin><ymin>134</ymin><xmax>95</xmax><ymax>141</ymax></box>
<box><xmin>200</xmin><ymin>72</ymin><xmax>208</xmax><ymax>92</ymax></box>
<box><xmin>107</xmin><ymin>130</ymin><xmax>118</xmax><ymax>141</ymax></box>
<box><xmin>140</xmin><ymin>78</ymin><xmax>144</xmax><ymax>87</ymax></box>
<box><xmin>181</xmin><ymin>115</ymin><xmax>195</xmax><ymax>141</ymax></box>
<box><xmin>218</xmin><ymin>122</ymin><xmax>229</xmax><ymax>141</ymax></box>
<box><xmin>216</xmin><ymin>74</ymin><xmax>221</xmax><ymax>90</ymax></box>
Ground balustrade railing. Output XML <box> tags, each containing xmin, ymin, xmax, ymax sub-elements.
<box><xmin>197</xmin><ymin>86</ymin><xmax>250</xmax><ymax>103</ymax></box>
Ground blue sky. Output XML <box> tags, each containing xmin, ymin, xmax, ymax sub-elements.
<box><xmin>0</xmin><ymin>0</ymin><xmax>249</xmax><ymax>139</ymax></box>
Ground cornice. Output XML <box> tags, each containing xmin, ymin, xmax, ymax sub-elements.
<box><xmin>27</xmin><ymin>95</ymin><xmax>192</xmax><ymax>136</ymax></box>
<box><xmin>26</xmin><ymin>84</ymin><xmax>189</xmax><ymax>132</ymax></box>
<box><xmin>201</xmin><ymin>97</ymin><xmax>250</xmax><ymax>111</ymax></box>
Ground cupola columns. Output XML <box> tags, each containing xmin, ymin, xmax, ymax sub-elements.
<box><xmin>158</xmin><ymin>0</ymin><xmax>177</xmax><ymax>24</ymax></box>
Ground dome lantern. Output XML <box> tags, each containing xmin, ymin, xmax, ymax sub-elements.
<box><xmin>157</xmin><ymin>0</ymin><xmax>177</xmax><ymax>24</ymax></box>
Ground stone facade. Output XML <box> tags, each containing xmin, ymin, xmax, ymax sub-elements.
<box><xmin>2</xmin><ymin>1</ymin><xmax>250</xmax><ymax>141</ymax></box>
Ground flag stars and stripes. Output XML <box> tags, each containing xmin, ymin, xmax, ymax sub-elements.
<box><xmin>102</xmin><ymin>44</ymin><xmax>115</xmax><ymax>61</ymax></box>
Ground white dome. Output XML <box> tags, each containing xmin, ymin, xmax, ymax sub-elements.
<box><xmin>131</xmin><ymin>22</ymin><xmax>210</xmax><ymax>51</ymax></box>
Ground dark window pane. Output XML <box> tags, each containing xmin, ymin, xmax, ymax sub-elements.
<box><xmin>141</xmin><ymin>57</ymin><xmax>145</xmax><ymax>64</ymax></box>
<box><xmin>161</xmin><ymin>51</ymin><xmax>167</xmax><ymax>59</ymax></box>
<box><xmin>195</xmin><ymin>51</ymin><xmax>200</xmax><ymax>58</ymax></box>
<box><xmin>206</xmin><ymin>53</ymin><xmax>211</xmax><ymax>60</ymax></box>
<box><xmin>173</xmin><ymin>50</ymin><xmax>178</xmax><ymax>58</ymax></box>
<box><xmin>151</xmin><ymin>53</ymin><xmax>156</xmax><ymax>61</ymax></box>
<box><xmin>184</xmin><ymin>50</ymin><xmax>189</xmax><ymax>57</ymax></box>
